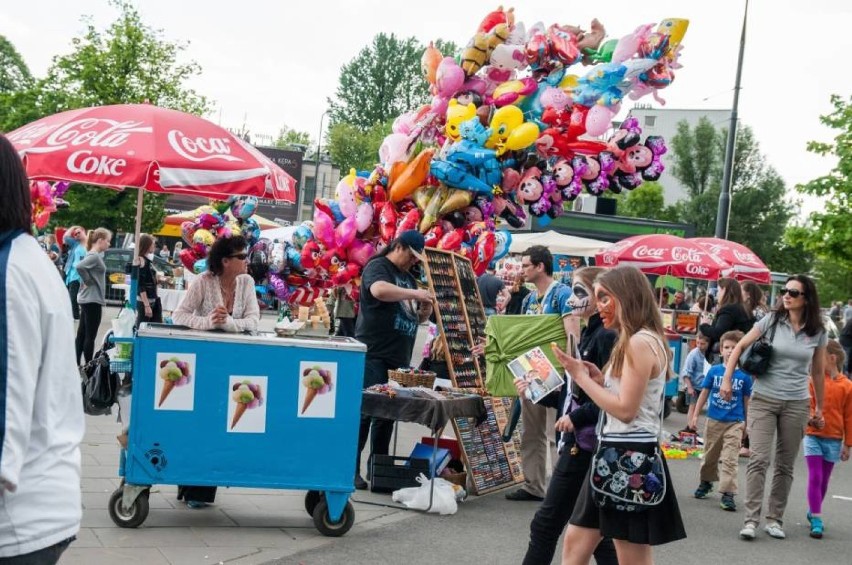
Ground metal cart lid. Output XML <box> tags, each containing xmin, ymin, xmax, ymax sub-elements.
<box><xmin>136</xmin><ymin>324</ymin><xmax>367</xmax><ymax>352</ymax></box>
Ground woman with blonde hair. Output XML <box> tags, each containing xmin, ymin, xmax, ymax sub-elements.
<box><xmin>553</xmin><ymin>266</ymin><xmax>686</xmax><ymax>565</ymax></box>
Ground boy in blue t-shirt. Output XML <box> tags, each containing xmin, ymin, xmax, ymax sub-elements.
<box><xmin>680</xmin><ymin>333</ymin><xmax>710</xmax><ymax>434</ymax></box>
<box><xmin>690</xmin><ymin>330</ymin><xmax>753</xmax><ymax>511</ymax></box>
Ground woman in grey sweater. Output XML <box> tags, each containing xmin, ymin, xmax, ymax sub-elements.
<box><xmin>75</xmin><ymin>228</ymin><xmax>112</xmax><ymax>364</ymax></box>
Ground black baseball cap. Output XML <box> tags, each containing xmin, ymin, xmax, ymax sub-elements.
<box><xmin>397</xmin><ymin>230</ymin><xmax>425</xmax><ymax>261</ymax></box>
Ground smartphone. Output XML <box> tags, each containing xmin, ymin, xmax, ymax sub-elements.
<box><xmin>568</xmin><ymin>334</ymin><xmax>582</xmax><ymax>398</ymax></box>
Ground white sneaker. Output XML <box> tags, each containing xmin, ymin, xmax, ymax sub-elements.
<box><xmin>739</xmin><ymin>523</ymin><xmax>757</xmax><ymax>540</ymax></box>
<box><xmin>764</xmin><ymin>522</ymin><xmax>786</xmax><ymax>539</ymax></box>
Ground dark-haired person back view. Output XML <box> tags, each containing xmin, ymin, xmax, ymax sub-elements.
<box><xmin>0</xmin><ymin>134</ymin><xmax>83</xmax><ymax>563</ymax></box>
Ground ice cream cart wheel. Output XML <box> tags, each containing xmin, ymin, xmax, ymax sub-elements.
<box><xmin>304</xmin><ymin>490</ymin><xmax>323</xmax><ymax>516</ymax></box>
<box><xmin>312</xmin><ymin>499</ymin><xmax>355</xmax><ymax>537</ymax></box>
<box><xmin>108</xmin><ymin>487</ymin><xmax>150</xmax><ymax>528</ymax></box>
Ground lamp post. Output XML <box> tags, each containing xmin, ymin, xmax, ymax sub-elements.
<box><xmin>299</xmin><ymin>110</ymin><xmax>329</xmax><ymax>223</ymax></box>
<box><xmin>715</xmin><ymin>0</ymin><xmax>748</xmax><ymax>240</ymax></box>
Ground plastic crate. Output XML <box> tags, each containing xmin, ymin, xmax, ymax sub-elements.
<box><xmin>110</xmin><ymin>359</ymin><xmax>133</xmax><ymax>374</ymax></box>
<box><xmin>369</xmin><ymin>455</ymin><xmax>431</xmax><ymax>493</ymax></box>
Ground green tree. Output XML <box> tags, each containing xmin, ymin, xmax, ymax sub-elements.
<box><xmin>669</xmin><ymin>117</ymin><xmax>722</xmax><ymax>197</ymax></box>
<box><xmin>328</xmin><ymin>34</ymin><xmax>457</xmax><ymax>129</ymax></box>
<box><xmin>326</xmin><ymin>120</ymin><xmax>392</xmax><ymax>173</ymax></box>
<box><xmin>613</xmin><ymin>181</ymin><xmax>679</xmax><ymax>221</ymax></box>
<box><xmin>273</xmin><ymin>126</ymin><xmax>312</xmax><ymax>149</ymax></box>
<box><xmin>0</xmin><ymin>35</ymin><xmax>32</xmax><ymax>93</ymax></box>
<box><xmin>790</xmin><ymin>94</ymin><xmax>852</xmax><ymax>301</ymax></box>
<box><xmin>670</xmin><ymin>123</ymin><xmax>797</xmax><ymax>274</ymax></box>
<box><xmin>1</xmin><ymin>0</ymin><xmax>209</xmax><ymax>234</ymax></box>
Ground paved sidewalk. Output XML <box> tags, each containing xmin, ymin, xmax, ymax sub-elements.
<box><xmin>60</xmin><ymin>415</ymin><xmax>424</xmax><ymax>565</ymax></box>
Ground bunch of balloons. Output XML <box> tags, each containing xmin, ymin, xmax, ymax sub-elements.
<box><xmin>268</xmin><ymin>8</ymin><xmax>688</xmax><ymax>303</ymax></box>
<box><xmin>30</xmin><ymin>180</ymin><xmax>70</xmax><ymax>232</ymax></box>
<box><xmin>177</xmin><ymin>196</ymin><xmax>262</xmax><ymax>274</ymax></box>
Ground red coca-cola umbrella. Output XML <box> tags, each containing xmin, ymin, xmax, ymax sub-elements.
<box><xmin>7</xmin><ymin>104</ymin><xmax>297</xmax><ymax>202</ymax></box>
<box><xmin>689</xmin><ymin>237</ymin><xmax>771</xmax><ymax>284</ymax></box>
<box><xmin>596</xmin><ymin>234</ymin><xmax>732</xmax><ymax>280</ymax></box>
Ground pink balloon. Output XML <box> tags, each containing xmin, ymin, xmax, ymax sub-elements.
<box><xmin>379</xmin><ymin>133</ymin><xmax>412</xmax><ymax>167</ymax></box>
<box><xmin>335</xmin><ymin>215</ymin><xmax>357</xmax><ymax>249</ymax></box>
<box><xmin>585</xmin><ymin>105</ymin><xmax>617</xmax><ymax>137</ymax></box>
<box><xmin>436</xmin><ymin>57</ymin><xmax>466</xmax><ymax>98</ymax></box>
<box><xmin>355</xmin><ymin>202</ymin><xmax>374</xmax><ymax>233</ymax></box>
<box><xmin>335</xmin><ymin>179</ymin><xmax>358</xmax><ymax>218</ymax></box>
<box><xmin>312</xmin><ymin>209</ymin><xmax>336</xmax><ymax>248</ymax></box>
<box><xmin>348</xmin><ymin>239</ymin><xmax>376</xmax><ymax>267</ymax></box>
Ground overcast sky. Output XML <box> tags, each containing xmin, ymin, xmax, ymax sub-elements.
<box><xmin>3</xmin><ymin>0</ymin><xmax>849</xmax><ymax>216</ymax></box>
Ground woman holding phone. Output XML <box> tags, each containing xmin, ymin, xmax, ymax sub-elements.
<box><xmin>518</xmin><ymin>267</ymin><xmax>618</xmax><ymax>565</ymax></box>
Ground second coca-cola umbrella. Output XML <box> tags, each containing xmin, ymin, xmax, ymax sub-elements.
<box><xmin>596</xmin><ymin>234</ymin><xmax>732</xmax><ymax>280</ymax></box>
<box><xmin>689</xmin><ymin>237</ymin><xmax>771</xmax><ymax>284</ymax></box>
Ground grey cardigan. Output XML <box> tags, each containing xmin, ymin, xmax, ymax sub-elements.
<box><xmin>76</xmin><ymin>252</ymin><xmax>106</xmax><ymax>305</ymax></box>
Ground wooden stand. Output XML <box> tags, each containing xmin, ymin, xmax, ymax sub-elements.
<box><xmin>422</xmin><ymin>248</ymin><xmax>524</xmax><ymax>494</ymax></box>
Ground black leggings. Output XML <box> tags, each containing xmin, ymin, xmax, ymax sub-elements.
<box><xmin>76</xmin><ymin>303</ymin><xmax>103</xmax><ymax>365</ymax></box>
<box><xmin>67</xmin><ymin>280</ymin><xmax>80</xmax><ymax>320</ymax></box>
<box><xmin>136</xmin><ymin>297</ymin><xmax>163</xmax><ymax>327</ymax></box>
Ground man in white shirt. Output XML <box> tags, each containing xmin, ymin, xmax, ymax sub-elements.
<box><xmin>0</xmin><ymin>134</ymin><xmax>84</xmax><ymax>563</ymax></box>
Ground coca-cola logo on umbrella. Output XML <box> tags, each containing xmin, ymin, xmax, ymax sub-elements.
<box><xmin>733</xmin><ymin>249</ymin><xmax>759</xmax><ymax>265</ymax></box>
<box><xmin>13</xmin><ymin>118</ymin><xmax>153</xmax><ymax>154</ymax></box>
<box><xmin>632</xmin><ymin>245</ymin><xmax>666</xmax><ymax>259</ymax></box>
<box><xmin>671</xmin><ymin>246</ymin><xmax>703</xmax><ymax>263</ymax></box>
<box><xmin>167</xmin><ymin>130</ymin><xmax>243</xmax><ymax>163</ymax></box>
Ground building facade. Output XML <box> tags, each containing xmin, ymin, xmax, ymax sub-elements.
<box><xmin>624</xmin><ymin>106</ymin><xmax>730</xmax><ymax>205</ymax></box>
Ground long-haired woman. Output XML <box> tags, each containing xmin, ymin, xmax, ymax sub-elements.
<box><xmin>719</xmin><ymin>274</ymin><xmax>827</xmax><ymax>541</ymax></box>
<box><xmin>699</xmin><ymin>277</ymin><xmax>752</xmax><ymax>361</ymax></box>
<box><xmin>519</xmin><ymin>267</ymin><xmax>618</xmax><ymax>565</ymax></box>
<box><xmin>75</xmin><ymin>227</ymin><xmax>112</xmax><ymax>364</ymax></box>
<box><xmin>135</xmin><ymin>234</ymin><xmax>163</xmax><ymax>326</ymax></box>
<box><xmin>554</xmin><ymin>266</ymin><xmax>686</xmax><ymax>565</ymax></box>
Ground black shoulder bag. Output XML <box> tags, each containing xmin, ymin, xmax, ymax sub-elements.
<box><xmin>739</xmin><ymin>314</ymin><xmax>779</xmax><ymax>375</ymax></box>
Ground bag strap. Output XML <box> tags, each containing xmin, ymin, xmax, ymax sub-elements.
<box><xmin>766</xmin><ymin>313</ymin><xmax>779</xmax><ymax>344</ymax></box>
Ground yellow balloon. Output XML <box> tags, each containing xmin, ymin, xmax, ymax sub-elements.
<box><xmin>559</xmin><ymin>75</ymin><xmax>579</xmax><ymax>90</ymax></box>
<box><xmin>498</xmin><ymin>122</ymin><xmax>540</xmax><ymax>156</ymax></box>
<box><xmin>485</xmin><ymin>106</ymin><xmax>524</xmax><ymax>149</ymax></box>
<box><xmin>446</xmin><ymin>100</ymin><xmax>476</xmax><ymax>142</ymax></box>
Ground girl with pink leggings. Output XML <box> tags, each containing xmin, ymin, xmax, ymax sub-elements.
<box><xmin>804</xmin><ymin>341</ymin><xmax>851</xmax><ymax>539</ymax></box>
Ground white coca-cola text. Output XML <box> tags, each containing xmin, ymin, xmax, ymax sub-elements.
<box><xmin>167</xmin><ymin>130</ymin><xmax>241</xmax><ymax>163</ymax></box>
<box><xmin>671</xmin><ymin>246</ymin><xmax>703</xmax><ymax>263</ymax></box>
<box><xmin>67</xmin><ymin>150</ymin><xmax>126</xmax><ymax>176</ymax></box>
<box><xmin>632</xmin><ymin>245</ymin><xmax>665</xmax><ymax>259</ymax></box>
<box><xmin>28</xmin><ymin>119</ymin><xmax>153</xmax><ymax>154</ymax></box>
<box><xmin>686</xmin><ymin>263</ymin><xmax>709</xmax><ymax>276</ymax></box>
<box><xmin>733</xmin><ymin>249</ymin><xmax>758</xmax><ymax>265</ymax></box>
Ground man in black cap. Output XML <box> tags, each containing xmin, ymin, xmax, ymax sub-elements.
<box><xmin>354</xmin><ymin>230</ymin><xmax>435</xmax><ymax>489</ymax></box>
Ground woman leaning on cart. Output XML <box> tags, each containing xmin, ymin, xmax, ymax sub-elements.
<box><xmin>171</xmin><ymin>234</ymin><xmax>260</xmax><ymax>508</ymax></box>
<box><xmin>718</xmin><ymin>274</ymin><xmax>826</xmax><ymax>541</ymax></box>
<box><xmin>553</xmin><ymin>266</ymin><xmax>686</xmax><ymax>565</ymax></box>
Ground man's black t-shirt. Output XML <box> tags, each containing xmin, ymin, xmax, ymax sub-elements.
<box><xmin>355</xmin><ymin>256</ymin><xmax>418</xmax><ymax>367</ymax></box>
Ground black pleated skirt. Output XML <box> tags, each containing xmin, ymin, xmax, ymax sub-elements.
<box><xmin>569</xmin><ymin>442</ymin><xmax>686</xmax><ymax>546</ymax></box>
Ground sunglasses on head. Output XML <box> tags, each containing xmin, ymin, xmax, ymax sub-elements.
<box><xmin>780</xmin><ymin>288</ymin><xmax>804</xmax><ymax>298</ymax></box>
<box><xmin>229</xmin><ymin>253</ymin><xmax>248</xmax><ymax>260</ymax></box>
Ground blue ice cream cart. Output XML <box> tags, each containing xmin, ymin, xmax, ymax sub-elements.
<box><xmin>109</xmin><ymin>324</ymin><xmax>365</xmax><ymax>536</ymax></box>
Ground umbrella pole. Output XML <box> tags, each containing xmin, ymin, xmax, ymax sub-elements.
<box><xmin>128</xmin><ymin>188</ymin><xmax>144</xmax><ymax>309</ymax></box>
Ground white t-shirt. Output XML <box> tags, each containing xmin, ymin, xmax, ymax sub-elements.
<box><xmin>0</xmin><ymin>234</ymin><xmax>84</xmax><ymax>557</ymax></box>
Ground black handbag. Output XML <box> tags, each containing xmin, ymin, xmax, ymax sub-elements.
<box><xmin>740</xmin><ymin>315</ymin><xmax>778</xmax><ymax>375</ymax></box>
<box><xmin>589</xmin><ymin>333</ymin><xmax>667</xmax><ymax>513</ymax></box>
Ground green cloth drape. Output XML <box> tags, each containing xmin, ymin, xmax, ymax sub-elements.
<box><xmin>484</xmin><ymin>314</ymin><xmax>568</xmax><ymax>397</ymax></box>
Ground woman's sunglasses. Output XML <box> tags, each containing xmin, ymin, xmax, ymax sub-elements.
<box><xmin>229</xmin><ymin>253</ymin><xmax>248</xmax><ymax>260</ymax></box>
<box><xmin>780</xmin><ymin>288</ymin><xmax>804</xmax><ymax>298</ymax></box>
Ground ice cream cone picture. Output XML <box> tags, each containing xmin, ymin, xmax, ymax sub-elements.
<box><xmin>300</xmin><ymin>365</ymin><xmax>333</xmax><ymax>415</ymax></box>
<box><xmin>230</xmin><ymin>380</ymin><xmax>263</xmax><ymax>430</ymax></box>
<box><xmin>155</xmin><ymin>354</ymin><xmax>194</xmax><ymax>410</ymax></box>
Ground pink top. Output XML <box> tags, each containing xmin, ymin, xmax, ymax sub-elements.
<box><xmin>172</xmin><ymin>272</ymin><xmax>260</xmax><ymax>332</ymax></box>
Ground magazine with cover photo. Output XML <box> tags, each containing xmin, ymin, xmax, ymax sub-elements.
<box><xmin>507</xmin><ymin>346</ymin><xmax>565</xmax><ymax>404</ymax></box>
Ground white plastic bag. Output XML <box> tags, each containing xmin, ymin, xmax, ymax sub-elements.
<box><xmin>392</xmin><ymin>473</ymin><xmax>458</xmax><ymax>515</ymax></box>
<box><xmin>112</xmin><ymin>304</ymin><xmax>136</xmax><ymax>337</ymax></box>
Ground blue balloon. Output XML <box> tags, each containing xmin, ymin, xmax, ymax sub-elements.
<box><xmin>292</xmin><ymin>224</ymin><xmax>313</xmax><ymax>250</ymax></box>
<box><xmin>492</xmin><ymin>229</ymin><xmax>513</xmax><ymax>263</ymax></box>
<box><xmin>193</xmin><ymin>258</ymin><xmax>208</xmax><ymax>274</ymax></box>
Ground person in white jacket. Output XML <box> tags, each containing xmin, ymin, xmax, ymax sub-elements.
<box><xmin>0</xmin><ymin>134</ymin><xmax>84</xmax><ymax>563</ymax></box>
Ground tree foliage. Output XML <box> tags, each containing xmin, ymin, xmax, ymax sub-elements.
<box><xmin>0</xmin><ymin>0</ymin><xmax>210</xmax><ymax>234</ymax></box>
<box><xmin>326</xmin><ymin>120</ymin><xmax>392</xmax><ymax>173</ymax></box>
<box><xmin>0</xmin><ymin>35</ymin><xmax>32</xmax><ymax>94</ymax></box>
<box><xmin>790</xmin><ymin>94</ymin><xmax>852</xmax><ymax>301</ymax></box>
<box><xmin>670</xmin><ymin>122</ymin><xmax>798</xmax><ymax>274</ymax></box>
<box><xmin>328</xmin><ymin>34</ymin><xmax>457</xmax><ymax>130</ymax></box>
<box><xmin>273</xmin><ymin>126</ymin><xmax>312</xmax><ymax>149</ymax></box>
<box><xmin>613</xmin><ymin>182</ymin><xmax>679</xmax><ymax>222</ymax></box>
<box><xmin>669</xmin><ymin>117</ymin><xmax>722</xmax><ymax>198</ymax></box>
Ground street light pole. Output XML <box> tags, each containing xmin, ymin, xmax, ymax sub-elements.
<box><xmin>298</xmin><ymin>110</ymin><xmax>329</xmax><ymax>223</ymax></box>
<box><xmin>715</xmin><ymin>0</ymin><xmax>748</xmax><ymax>240</ymax></box>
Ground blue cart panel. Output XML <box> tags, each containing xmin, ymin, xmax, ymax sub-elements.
<box><xmin>116</xmin><ymin>326</ymin><xmax>365</xmax><ymax>534</ymax></box>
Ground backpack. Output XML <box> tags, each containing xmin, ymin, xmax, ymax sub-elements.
<box><xmin>80</xmin><ymin>334</ymin><xmax>120</xmax><ymax>415</ymax></box>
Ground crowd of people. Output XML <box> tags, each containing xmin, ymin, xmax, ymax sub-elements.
<box><xmin>2</xmin><ymin>115</ymin><xmax>850</xmax><ymax>563</ymax></box>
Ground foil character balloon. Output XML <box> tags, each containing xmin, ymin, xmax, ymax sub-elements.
<box><xmin>312</xmin><ymin>209</ymin><xmax>336</xmax><ymax>248</ymax></box>
<box><xmin>230</xmin><ymin>195</ymin><xmax>258</xmax><ymax>220</ymax></box>
<box><xmin>445</xmin><ymin>100</ymin><xmax>477</xmax><ymax>142</ymax></box>
<box><xmin>354</xmin><ymin>202</ymin><xmax>374</xmax><ymax>233</ymax></box>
